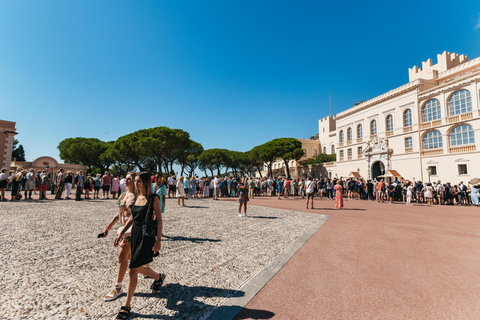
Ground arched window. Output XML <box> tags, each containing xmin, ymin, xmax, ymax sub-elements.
<box><xmin>423</xmin><ymin>130</ymin><xmax>443</xmax><ymax>150</ymax></box>
<box><xmin>323</xmin><ymin>146</ymin><xmax>326</xmax><ymax>154</ymax></box>
<box><xmin>404</xmin><ymin>109</ymin><xmax>412</xmax><ymax>127</ymax></box>
<box><xmin>450</xmin><ymin>124</ymin><xmax>475</xmax><ymax>146</ymax></box>
<box><xmin>303</xmin><ymin>149</ymin><xmax>307</xmax><ymax>157</ymax></box>
<box><xmin>422</xmin><ymin>99</ymin><xmax>441</xmax><ymax>122</ymax></box>
<box><xmin>339</xmin><ymin>130</ymin><xmax>344</xmax><ymax>142</ymax></box>
<box><xmin>357</xmin><ymin>124</ymin><xmax>363</xmax><ymax>139</ymax></box>
<box><xmin>347</xmin><ymin>128</ymin><xmax>352</xmax><ymax>141</ymax></box>
<box><xmin>448</xmin><ymin>89</ymin><xmax>472</xmax><ymax>116</ymax></box>
<box><xmin>313</xmin><ymin>149</ymin><xmax>318</xmax><ymax>157</ymax></box>
<box><xmin>331</xmin><ymin>144</ymin><xmax>335</xmax><ymax>154</ymax></box>
<box><xmin>386</xmin><ymin>115</ymin><xmax>393</xmax><ymax>132</ymax></box>
<box><xmin>370</xmin><ymin>120</ymin><xmax>377</xmax><ymax>135</ymax></box>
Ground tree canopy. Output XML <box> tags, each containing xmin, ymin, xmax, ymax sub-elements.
<box><xmin>12</xmin><ymin>139</ymin><xmax>26</xmax><ymax>161</ymax></box>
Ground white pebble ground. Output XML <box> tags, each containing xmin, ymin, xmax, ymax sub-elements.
<box><xmin>0</xmin><ymin>197</ymin><xmax>323</xmax><ymax>319</ymax></box>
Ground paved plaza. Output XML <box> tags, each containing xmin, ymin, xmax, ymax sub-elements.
<box><xmin>0</xmin><ymin>197</ymin><xmax>322</xmax><ymax>320</ymax></box>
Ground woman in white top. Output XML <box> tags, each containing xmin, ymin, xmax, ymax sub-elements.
<box><xmin>0</xmin><ymin>168</ymin><xmax>8</xmax><ymax>201</ymax></box>
<box><xmin>176</xmin><ymin>176</ymin><xmax>186</xmax><ymax>207</ymax></box>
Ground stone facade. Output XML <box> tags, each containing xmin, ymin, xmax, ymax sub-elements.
<box><xmin>318</xmin><ymin>51</ymin><xmax>480</xmax><ymax>183</ymax></box>
<box><xmin>0</xmin><ymin>120</ymin><xmax>17</xmax><ymax>171</ymax></box>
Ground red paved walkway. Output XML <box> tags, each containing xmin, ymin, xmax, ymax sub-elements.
<box><xmin>219</xmin><ymin>196</ymin><xmax>480</xmax><ymax>320</ymax></box>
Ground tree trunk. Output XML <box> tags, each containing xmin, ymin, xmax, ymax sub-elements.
<box><xmin>256</xmin><ymin>166</ymin><xmax>263</xmax><ymax>178</ymax></box>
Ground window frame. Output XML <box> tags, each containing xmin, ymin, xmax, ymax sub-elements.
<box><xmin>386</xmin><ymin>114</ymin><xmax>393</xmax><ymax>132</ymax></box>
<box><xmin>357</xmin><ymin>124</ymin><xmax>363</xmax><ymax>139</ymax></box>
<box><xmin>422</xmin><ymin>130</ymin><xmax>443</xmax><ymax>150</ymax></box>
<box><xmin>422</xmin><ymin>99</ymin><xmax>442</xmax><ymax>123</ymax></box>
<box><xmin>370</xmin><ymin>120</ymin><xmax>377</xmax><ymax>135</ymax></box>
<box><xmin>448</xmin><ymin>89</ymin><xmax>472</xmax><ymax>116</ymax></box>
<box><xmin>404</xmin><ymin>109</ymin><xmax>412</xmax><ymax>127</ymax></box>
<box><xmin>449</xmin><ymin>124</ymin><xmax>475</xmax><ymax>147</ymax></box>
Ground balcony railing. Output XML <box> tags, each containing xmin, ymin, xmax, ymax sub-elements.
<box><xmin>403</xmin><ymin>126</ymin><xmax>412</xmax><ymax>133</ymax></box>
<box><xmin>461</xmin><ymin>111</ymin><xmax>473</xmax><ymax>120</ymax></box>
<box><xmin>357</xmin><ymin>138</ymin><xmax>363</xmax><ymax>143</ymax></box>
<box><xmin>447</xmin><ymin>115</ymin><xmax>459</xmax><ymax>123</ymax></box>
<box><xmin>347</xmin><ymin>141</ymin><xmax>352</xmax><ymax>145</ymax></box>
<box><xmin>370</xmin><ymin>134</ymin><xmax>377</xmax><ymax>139</ymax></box>
<box><xmin>421</xmin><ymin>119</ymin><xmax>442</xmax><ymax>129</ymax></box>
<box><xmin>386</xmin><ymin>131</ymin><xmax>394</xmax><ymax>137</ymax></box>
<box><xmin>347</xmin><ymin>156</ymin><xmax>352</xmax><ymax>160</ymax></box>
<box><xmin>324</xmin><ymin>161</ymin><xmax>336</xmax><ymax>167</ymax></box>
<box><xmin>449</xmin><ymin>144</ymin><xmax>476</xmax><ymax>153</ymax></box>
<box><xmin>339</xmin><ymin>142</ymin><xmax>344</xmax><ymax>147</ymax></box>
<box><xmin>421</xmin><ymin>148</ymin><xmax>443</xmax><ymax>156</ymax></box>
<box><xmin>405</xmin><ymin>147</ymin><xmax>413</xmax><ymax>153</ymax></box>
<box><xmin>358</xmin><ymin>155</ymin><xmax>364</xmax><ymax>159</ymax></box>
<box><xmin>339</xmin><ymin>157</ymin><xmax>344</xmax><ymax>161</ymax></box>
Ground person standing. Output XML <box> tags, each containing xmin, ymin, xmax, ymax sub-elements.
<box><xmin>75</xmin><ymin>171</ymin><xmax>84</xmax><ymax>201</ymax></box>
<box><xmin>0</xmin><ymin>168</ymin><xmax>8</xmax><ymax>201</ymax></box>
<box><xmin>237</xmin><ymin>178</ymin><xmax>248</xmax><ymax>217</ymax></box>
<box><xmin>305</xmin><ymin>177</ymin><xmax>315</xmax><ymax>209</ymax></box>
<box><xmin>112</xmin><ymin>175</ymin><xmax>120</xmax><ymax>199</ymax></box>
<box><xmin>213</xmin><ymin>175</ymin><xmax>220</xmax><ymax>200</ymax></box>
<box><xmin>167</xmin><ymin>175</ymin><xmax>174</xmax><ymax>198</ymax></box>
<box><xmin>113</xmin><ymin>172</ymin><xmax>165</xmax><ymax>320</ymax></box>
<box><xmin>247</xmin><ymin>177</ymin><xmax>255</xmax><ymax>200</ymax></box>
<box><xmin>184</xmin><ymin>176</ymin><xmax>190</xmax><ymax>199</ymax></box>
<box><xmin>24</xmin><ymin>168</ymin><xmax>35</xmax><ymax>200</ymax></box>
<box><xmin>64</xmin><ymin>171</ymin><xmax>73</xmax><ymax>199</ymax></box>
<box><xmin>277</xmin><ymin>178</ymin><xmax>283</xmax><ymax>199</ymax></box>
<box><xmin>405</xmin><ymin>182</ymin><xmax>413</xmax><ymax>205</ymax></box>
<box><xmin>55</xmin><ymin>169</ymin><xmax>65</xmax><ymax>200</ymax></box>
<box><xmin>334</xmin><ymin>180</ymin><xmax>344</xmax><ymax>209</ymax></box>
<box><xmin>470</xmin><ymin>185</ymin><xmax>479</xmax><ymax>207</ymax></box>
<box><xmin>176</xmin><ymin>176</ymin><xmax>186</xmax><ymax>207</ymax></box>
<box><xmin>38</xmin><ymin>170</ymin><xmax>49</xmax><ymax>200</ymax></box>
<box><xmin>102</xmin><ymin>171</ymin><xmax>112</xmax><ymax>199</ymax></box>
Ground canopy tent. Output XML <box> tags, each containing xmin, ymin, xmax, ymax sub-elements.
<box><xmin>377</xmin><ymin>170</ymin><xmax>402</xmax><ymax>179</ymax></box>
<box><xmin>348</xmin><ymin>171</ymin><xmax>362</xmax><ymax>179</ymax></box>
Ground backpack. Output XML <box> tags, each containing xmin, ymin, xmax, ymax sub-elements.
<box><xmin>74</xmin><ymin>175</ymin><xmax>79</xmax><ymax>184</ymax></box>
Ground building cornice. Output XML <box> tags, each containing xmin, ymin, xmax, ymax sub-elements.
<box><xmin>336</xmin><ymin>79</ymin><xmax>436</xmax><ymax>120</ymax></box>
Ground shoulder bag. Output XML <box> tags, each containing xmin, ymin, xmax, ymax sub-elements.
<box><xmin>142</xmin><ymin>194</ymin><xmax>158</xmax><ymax>238</ymax></box>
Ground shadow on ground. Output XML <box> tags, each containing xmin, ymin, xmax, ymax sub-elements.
<box><xmin>129</xmin><ymin>283</ymin><xmax>273</xmax><ymax>319</ymax></box>
<box><xmin>162</xmin><ymin>235</ymin><xmax>221</xmax><ymax>243</ymax></box>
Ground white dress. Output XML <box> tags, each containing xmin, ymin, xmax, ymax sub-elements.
<box><xmin>176</xmin><ymin>180</ymin><xmax>185</xmax><ymax>197</ymax></box>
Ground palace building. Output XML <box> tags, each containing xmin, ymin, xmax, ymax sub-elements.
<box><xmin>317</xmin><ymin>51</ymin><xmax>480</xmax><ymax>183</ymax></box>
<box><xmin>0</xmin><ymin>120</ymin><xmax>17</xmax><ymax>170</ymax></box>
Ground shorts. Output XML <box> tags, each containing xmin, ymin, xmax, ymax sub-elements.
<box><xmin>102</xmin><ymin>185</ymin><xmax>110</xmax><ymax>192</ymax></box>
<box><xmin>38</xmin><ymin>184</ymin><xmax>48</xmax><ymax>192</ymax></box>
<box><xmin>307</xmin><ymin>193</ymin><xmax>314</xmax><ymax>199</ymax></box>
<box><xmin>94</xmin><ymin>186</ymin><xmax>101</xmax><ymax>191</ymax></box>
<box><xmin>0</xmin><ymin>180</ymin><xmax>7</xmax><ymax>189</ymax></box>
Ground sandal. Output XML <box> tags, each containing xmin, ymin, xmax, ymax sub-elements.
<box><xmin>104</xmin><ymin>283</ymin><xmax>122</xmax><ymax>302</ymax></box>
<box><xmin>115</xmin><ymin>306</ymin><xmax>131</xmax><ymax>320</ymax></box>
<box><xmin>151</xmin><ymin>273</ymin><xmax>166</xmax><ymax>292</ymax></box>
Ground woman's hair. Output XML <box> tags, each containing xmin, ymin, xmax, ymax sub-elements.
<box><xmin>126</xmin><ymin>172</ymin><xmax>136</xmax><ymax>194</ymax></box>
<box><xmin>138</xmin><ymin>172</ymin><xmax>152</xmax><ymax>196</ymax></box>
<box><xmin>96</xmin><ymin>173</ymin><xmax>101</xmax><ymax>177</ymax></box>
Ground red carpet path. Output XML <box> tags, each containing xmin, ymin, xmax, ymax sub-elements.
<box><xmin>218</xmin><ymin>196</ymin><xmax>480</xmax><ymax>320</ymax></box>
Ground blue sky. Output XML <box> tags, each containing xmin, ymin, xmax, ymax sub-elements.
<box><xmin>1</xmin><ymin>1</ymin><xmax>480</xmax><ymax>163</ymax></box>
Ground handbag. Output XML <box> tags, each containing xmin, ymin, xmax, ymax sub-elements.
<box><xmin>142</xmin><ymin>194</ymin><xmax>158</xmax><ymax>238</ymax></box>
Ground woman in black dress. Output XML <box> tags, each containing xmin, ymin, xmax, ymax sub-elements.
<box><xmin>114</xmin><ymin>172</ymin><xmax>165</xmax><ymax>320</ymax></box>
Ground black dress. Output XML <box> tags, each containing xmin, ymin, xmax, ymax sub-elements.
<box><xmin>129</xmin><ymin>195</ymin><xmax>157</xmax><ymax>269</ymax></box>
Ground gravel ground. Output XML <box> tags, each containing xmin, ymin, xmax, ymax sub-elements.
<box><xmin>0</xmin><ymin>197</ymin><xmax>323</xmax><ymax>320</ymax></box>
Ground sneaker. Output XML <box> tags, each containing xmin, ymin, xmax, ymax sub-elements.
<box><xmin>244</xmin><ymin>214</ymin><xmax>247</xmax><ymax>217</ymax></box>
<box><xmin>238</xmin><ymin>214</ymin><xmax>243</xmax><ymax>217</ymax></box>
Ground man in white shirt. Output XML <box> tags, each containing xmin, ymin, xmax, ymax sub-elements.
<box><xmin>167</xmin><ymin>175</ymin><xmax>174</xmax><ymax>198</ymax></box>
<box><xmin>213</xmin><ymin>175</ymin><xmax>220</xmax><ymax>200</ymax></box>
<box><xmin>305</xmin><ymin>176</ymin><xmax>315</xmax><ymax>209</ymax></box>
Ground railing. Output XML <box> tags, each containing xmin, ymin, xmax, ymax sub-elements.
<box><xmin>405</xmin><ymin>147</ymin><xmax>413</xmax><ymax>153</ymax></box>
<box><xmin>357</xmin><ymin>138</ymin><xmax>363</xmax><ymax>143</ymax></box>
<box><xmin>347</xmin><ymin>156</ymin><xmax>352</xmax><ymax>160</ymax></box>
<box><xmin>370</xmin><ymin>134</ymin><xmax>377</xmax><ymax>139</ymax></box>
<box><xmin>447</xmin><ymin>115</ymin><xmax>459</xmax><ymax>123</ymax></box>
<box><xmin>421</xmin><ymin>148</ymin><xmax>443</xmax><ymax>156</ymax></box>
<box><xmin>358</xmin><ymin>155</ymin><xmax>364</xmax><ymax>159</ymax></box>
<box><xmin>420</xmin><ymin>119</ymin><xmax>442</xmax><ymax>129</ymax></box>
<box><xmin>339</xmin><ymin>157</ymin><xmax>344</xmax><ymax>161</ymax></box>
<box><xmin>347</xmin><ymin>141</ymin><xmax>352</xmax><ymax>145</ymax></box>
<box><xmin>324</xmin><ymin>161</ymin><xmax>336</xmax><ymax>167</ymax></box>
<box><xmin>449</xmin><ymin>144</ymin><xmax>476</xmax><ymax>153</ymax></box>
<box><xmin>403</xmin><ymin>126</ymin><xmax>412</xmax><ymax>133</ymax></box>
<box><xmin>461</xmin><ymin>112</ymin><xmax>473</xmax><ymax>120</ymax></box>
<box><xmin>386</xmin><ymin>131</ymin><xmax>393</xmax><ymax>137</ymax></box>
<box><xmin>339</xmin><ymin>142</ymin><xmax>344</xmax><ymax>147</ymax></box>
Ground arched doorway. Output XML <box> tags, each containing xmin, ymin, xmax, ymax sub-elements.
<box><xmin>371</xmin><ymin>161</ymin><xmax>385</xmax><ymax>180</ymax></box>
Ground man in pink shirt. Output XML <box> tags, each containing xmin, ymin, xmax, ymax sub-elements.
<box><xmin>101</xmin><ymin>171</ymin><xmax>112</xmax><ymax>199</ymax></box>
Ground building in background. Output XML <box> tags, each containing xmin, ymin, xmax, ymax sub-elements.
<box><xmin>0</xmin><ymin>120</ymin><xmax>17</xmax><ymax>171</ymax></box>
<box><xmin>318</xmin><ymin>51</ymin><xmax>480</xmax><ymax>183</ymax></box>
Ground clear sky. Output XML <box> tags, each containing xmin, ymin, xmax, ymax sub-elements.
<box><xmin>1</xmin><ymin>1</ymin><xmax>480</xmax><ymax>163</ymax></box>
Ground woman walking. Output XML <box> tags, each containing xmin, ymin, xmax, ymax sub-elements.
<box><xmin>100</xmin><ymin>172</ymin><xmax>136</xmax><ymax>302</ymax></box>
<box><xmin>238</xmin><ymin>178</ymin><xmax>248</xmax><ymax>217</ymax></box>
<box><xmin>114</xmin><ymin>172</ymin><xmax>165</xmax><ymax>320</ymax></box>
<box><xmin>334</xmin><ymin>180</ymin><xmax>344</xmax><ymax>209</ymax></box>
